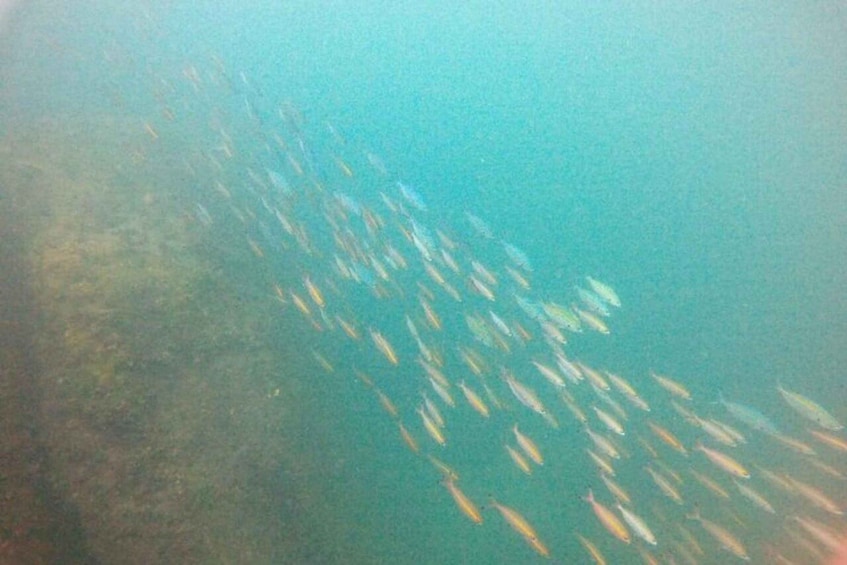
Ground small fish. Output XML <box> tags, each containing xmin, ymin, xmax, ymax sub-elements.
<box><xmin>587</xmin><ymin>449</ymin><xmax>616</xmax><ymax>477</ymax></box>
<box><xmin>687</xmin><ymin>509</ymin><xmax>750</xmax><ymax>561</ymax></box>
<box><xmin>584</xmin><ymin>489</ymin><xmax>630</xmax><ymax>544</ymax></box>
<box><xmin>785</xmin><ymin>475</ymin><xmax>843</xmax><ymax>515</ymax></box>
<box><xmin>690</xmin><ymin>469</ymin><xmax>731</xmax><ymax>500</ymax></box>
<box><xmin>586</xmin><ymin>276</ymin><xmax>621</xmax><ymax>307</ymax></box>
<box><xmin>592</xmin><ymin>406</ymin><xmax>625</xmax><ymax>436</ymax></box>
<box><xmin>808</xmin><ymin>429</ymin><xmax>847</xmax><ymax>452</ymax></box>
<box><xmin>695</xmin><ymin>442</ymin><xmax>750</xmax><ymax>479</ymax></box>
<box><xmin>417</xmin><ymin>407</ymin><xmax>446</xmax><ymax>446</ymax></box>
<box><xmin>532</xmin><ymin>360</ymin><xmax>566</xmax><ymax>389</ymax></box>
<box><xmin>489</xmin><ymin>499</ymin><xmax>550</xmax><ymax>557</ymax></box>
<box><xmin>574</xmin><ymin>306</ymin><xmax>610</xmax><ymax>334</ymax></box>
<box><xmin>427</xmin><ymin>455</ymin><xmax>459</xmax><ymax>481</ymax></box>
<box><xmin>459</xmin><ymin>381</ymin><xmax>489</xmax><ymax>418</ymax></box>
<box><xmin>650</xmin><ymin>371</ymin><xmax>691</xmax><ymax>400</ymax></box>
<box><xmin>645</xmin><ymin>465</ymin><xmax>683</xmax><ymax>504</ymax></box>
<box><xmin>370</xmin><ymin>329</ymin><xmax>398</xmax><ymax>365</ymax></box>
<box><xmin>616</xmin><ymin>503</ymin><xmax>657</xmax><ymax>545</ymax></box>
<box><xmin>397</xmin><ymin>422</ymin><xmax>419</xmax><ymax>453</ymax></box>
<box><xmin>777</xmin><ymin>383</ymin><xmax>843</xmax><ymax>431</ymax></box>
<box><xmin>304</xmin><ymin>275</ymin><xmax>325</xmax><ymax>308</ymax></box>
<box><xmin>442</xmin><ymin>478</ymin><xmax>483</xmax><ymax>524</ymax></box>
<box><xmin>576</xmin><ymin>533</ymin><xmax>607</xmax><ymax>565</ymax></box>
<box><xmin>647</xmin><ymin>421</ymin><xmax>687</xmax><ymax>455</ymax></box>
<box><xmin>503</xmin><ymin>369</ymin><xmax>557</xmax><ymax>427</ymax></box>
<box><xmin>505</xmin><ymin>444</ymin><xmax>532</xmax><ymax>475</ymax></box>
<box><xmin>718</xmin><ymin>392</ymin><xmax>780</xmax><ymax>435</ymax></box>
<box><xmin>733</xmin><ymin>479</ymin><xmax>775</xmax><ymax>514</ymax></box>
<box><xmin>513</xmin><ymin>424</ymin><xmax>543</xmax><ymax>465</ymax></box>
<box><xmin>586</xmin><ymin>426</ymin><xmax>621</xmax><ymax>460</ymax></box>
<box><xmin>601</xmin><ymin>473</ymin><xmax>630</xmax><ymax>504</ymax></box>
<box><xmin>374</xmin><ymin>388</ymin><xmax>397</xmax><ymax>417</ymax></box>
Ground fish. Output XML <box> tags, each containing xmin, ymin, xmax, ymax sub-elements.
<box><xmin>771</xmin><ymin>433</ymin><xmax>816</xmax><ymax>456</ymax></box>
<box><xmin>541</xmin><ymin>302</ymin><xmax>581</xmax><ymax>331</ymax></box>
<box><xmin>605</xmin><ymin>371</ymin><xmax>637</xmax><ymax>398</ymax></box>
<box><xmin>807</xmin><ymin>428</ymin><xmax>847</xmax><ymax>452</ymax></box>
<box><xmin>554</xmin><ymin>353</ymin><xmax>583</xmax><ymax>383</ymax></box>
<box><xmin>442</xmin><ymin>479</ymin><xmax>483</xmax><ymax>524</ymax></box>
<box><xmin>592</xmin><ymin>406</ymin><xmax>625</xmax><ymax>436</ymax></box>
<box><xmin>532</xmin><ymin>360</ymin><xmax>566</xmax><ymax>389</ymax></box>
<box><xmin>427</xmin><ymin>455</ymin><xmax>459</xmax><ymax>481</ymax></box>
<box><xmin>429</xmin><ymin>377</ymin><xmax>455</xmax><ymax>408</ymax></box>
<box><xmin>586</xmin><ymin>276</ymin><xmax>621</xmax><ymax>307</ymax></box>
<box><xmin>397</xmin><ymin>181</ymin><xmax>427</xmax><ymax>211</ymax></box>
<box><xmin>576</xmin><ymin>534</ymin><xmax>607</xmax><ymax>565</ymax></box>
<box><xmin>574</xmin><ymin>306</ymin><xmax>610</xmax><ymax>334</ymax></box>
<box><xmin>505</xmin><ymin>444</ymin><xmax>532</xmax><ymax>475</ymax></box>
<box><xmin>335</xmin><ymin>315</ymin><xmax>360</xmax><ymax>340</ymax></box>
<box><xmin>466</xmin><ymin>212</ymin><xmax>494</xmax><ymax>239</ymax></box>
<box><xmin>586</xmin><ymin>426</ymin><xmax>620</xmax><ymax>459</ymax></box>
<box><xmin>587</xmin><ymin>449</ymin><xmax>616</xmax><ymax>477</ymax></box>
<box><xmin>580</xmin><ymin>363</ymin><xmax>610</xmax><ymax>391</ymax></box>
<box><xmin>600</xmin><ymin>473</ymin><xmax>630</xmax><ymax>504</ymax></box>
<box><xmin>397</xmin><ymin>422</ymin><xmax>419</xmax><ymax>453</ymax></box>
<box><xmin>650</xmin><ymin>371</ymin><xmax>692</xmax><ymax>400</ymax></box>
<box><xmin>785</xmin><ymin>475</ymin><xmax>843</xmax><ymax>515</ymax></box>
<box><xmin>489</xmin><ymin>310</ymin><xmax>512</xmax><ymax>337</ymax></box>
<box><xmin>502</xmin><ymin>241</ymin><xmax>532</xmax><ymax>271</ymax></box>
<box><xmin>690</xmin><ymin>469</ymin><xmax>731</xmax><ymax>500</ymax></box>
<box><xmin>374</xmin><ymin>388</ymin><xmax>398</xmax><ymax>417</ymax></box>
<box><xmin>616</xmin><ymin>503</ymin><xmax>657</xmax><ymax>545</ymax></box>
<box><xmin>696</xmin><ymin>417</ymin><xmax>738</xmax><ymax>447</ymax></box>
<box><xmin>458</xmin><ymin>381</ymin><xmax>489</xmax><ymax>418</ymax></box>
<box><xmin>576</xmin><ymin>287</ymin><xmax>611</xmax><ymax>317</ymax></box>
<box><xmin>792</xmin><ymin>515</ymin><xmax>842</xmax><ymax>553</ymax></box>
<box><xmin>420</xmin><ymin>297</ymin><xmax>441</xmax><ymax>330</ymax></box>
<box><xmin>695</xmin><ymin>442</ymin><xmax>750</xmax><ymax>479</ymax></box>
<box><xmin>303</xmin><ymin>275</ymin><xmax>325</xmax><ymax>308</ymax></box>
<box><xmin>733</xmin><ymin>479</ymin><xmax>775</xmax><ymax>513</ymax></box>
<box><xmin>505</xmin><ymin>265</ymin><xmax>531</xmax><ymax>289</ymax></box>
<box><xmin>421</xmin><ymin>391</ymin><xmax>445</xmax><ymax>428</ymax></box>
<box><xmin>370</xmin><ymin>329</ymin><xmax>398</xmax><ymax>365</ymax></box>
<box><xmin>687</xmin><ymin>509</ymin><xmax>750</xmax><ymax>561</ymax></box>
<box><xmin>470</xmin><ymin>260</ymin><xmax>498</xmax><ymax>286</ymax></box>
<box><xmin>584</xmin><ymin>489</ymin><xmax>630</xmax><ymax>544</ymax></box>
<box><xmin>457</xmin><ymin>346</ymin><xmax>485</xmax><ymax>376</ymax></box>
<box><xmin>468</xmin><ymin>275</ymin><xmax>495</xmax><ymax>301</ymax></box>
<box><xmin>513</xmin><ymin>424</ymin><xmax>543</xmax><ymax>465</ymax></box>
<box><xmin>647</xmin><ymin>421</ymin><xmax>687</xmax><ymax>455</ymax></box>
<box><xmin>777</xmin><ymin>383</ymin><xmax>843</xmax><ymax>431</ymax></box>
<box><xmin>718</xmin><ymin>392</ymin><xmax>780</xmax><ymax>435</ymax></box>
<box><xmin>502</xmin><ymin>369</ymin><xmax>557</xmax><ymax>427</ymax></box>
<box><xmin>417</xmin><ymin>407</ymin><xmax>446</xmax><ymax>446</ymax></box>
<box><xmin>489</xmin><ymin>499</ymin><xmax>550</xmax><ymax>557</ymax></box>
<box><xmin>333</xmin><ymin>156</ymin><xmax>353</xmax><ymax>177</ymax></box>
<box><xmin>645</xmin><ymin>465</ymin><xmax>683</xmax><ymax>504</ymax></box>
<box><xmin>560</xmin><ymin>390</ymin><xmax>587</xmax><ymax>423</ymax></box>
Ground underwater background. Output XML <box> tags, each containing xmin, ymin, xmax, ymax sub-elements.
<box><xmin>1</xmin><ymin>1</ymin><xmax>846</xmax><ymax>563</ymax></box>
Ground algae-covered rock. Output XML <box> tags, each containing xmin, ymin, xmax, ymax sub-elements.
<box><xmin>3</xmin><ymin>120</ymin><xmax>345</xmax><ymax>564</ymax></box>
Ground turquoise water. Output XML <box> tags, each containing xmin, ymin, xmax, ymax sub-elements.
<box><xmin>3</xmin><ymin>1</ymin><xmax>846</xmax><ymax>562</ymax></box>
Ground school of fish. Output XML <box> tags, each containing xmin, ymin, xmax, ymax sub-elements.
<box><xmin>136</xmin><ymin>55</ymin><xmax>846</xmax><ymax>563</ymax></box>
